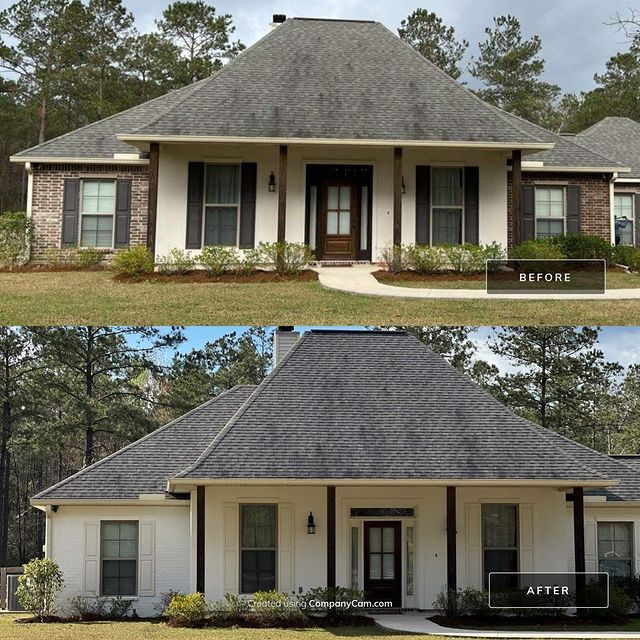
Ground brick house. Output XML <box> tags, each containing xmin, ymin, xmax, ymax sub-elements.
<box><xmin>9</xmin><ymin>16</ymin><xmax>632</xmax><ymax>263</ymax></box>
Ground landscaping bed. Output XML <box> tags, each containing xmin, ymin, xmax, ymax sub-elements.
<box><xmin>114</xmin><ymin>269</ymin><xmax>319</xmax><ymax>284</ymax></box>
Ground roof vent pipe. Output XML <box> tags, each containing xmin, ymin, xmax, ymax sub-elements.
<box><xmin>274</xmin><ymin>326</ymin><xmax>299</xmax><ymax>365</ymax></box>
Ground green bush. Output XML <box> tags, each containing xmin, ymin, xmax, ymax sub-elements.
<box><xmin>556</xmin><ymin>234</ymin><xmax>614</xmax><ymax>262</ymax></box>
<box><xmin>584</xmin><ymin>583</ymin><xmax>632</xmax><ymax>622</ymax></box>
<box><xmin>199</xmin><ymin>246</ymin><xmax>237</xmax><ymax>276</ymax></box>
<box><xmin>16</xmin><ymin>558</ymin><xmax>64</xmax><ymax>621</ymax></box>
<box><xmin>433</xmin><ymin>586</ymin><xmax>460</xmax><ymax>619</ymax></box>
<box><xmin>510</xmin><ymin>239</ymin><xmax>566</xmax><ymax>260</ymax></box>
<box><xmin>0</xmin><ymin>211</ymin><xmax>33</xmax><ymax>269</ymax></box>
<box><xmin>154</xmin><ymin>590</ymin><xmax>184</xmax><ymax>617</ymax></box>
<box><xmin>68</xmin><ymin>595</ymin><xmax>133</xmax><ymax>621</ymax></box>
<box><xmin>614</xmin><ymin>245</ymin><xmax>640</xmax><ymax>271</ymax></box>
<box><xmin>234</xmin><ymin>248</ymin><xmax>261</xmax><ymax>275</ymax></box>
<box><xmin>258</xmin><ymin>242</ymin><xmax>313</xmax><ymax>275</ymax></box>
<box><xmin>165</xmin><ymin>592</ymin><xmax>210</xmax><ymax>628</ymax></box>
<box><xmin>210</xmin><ymin>593</ymin><xmax>250</xmax><ymax>626</ymax></box>
<box><xmin>458</xmin><ymin>587</ymin><xmax>494</xmax><ymax>617</ymax></box>
<box><xmin>380</xmin><ymin>245</ymin><xmax>409</xmax><ymax>273</ymax></box>
<box><xmin>298</xmin><ymin>586</ymin><xmax>365</xmax><ymax>622</ymax></box>
<box><xmin>440</xmin><ymin>243</ymin><xmax>505</xmax><ymax>274</ymax></box>
<box><xmin>42</xmin><ymin>247</ymin><xmax>105</xmax><ymax>269</ymax></box>
<box><xmin>111</xmin><ymin>246</ymin><xmax>155</xmax><ymax>277</ymax></box>
<box><xmin>246</xmin><ymin>590</ymin><xmax>308</xmax><ymax>627</ymax></box>
<box><xmin>74</xmin><ymin>248</ymin><xmax>105</xmax><ymax>269</ymax></box>
<box><xmin>406</xmin><ymin>245</ymin><xmax>448</xmax><ymax>274</ymax></box>
<box><xmin>157</xmin><ymin>248</ymin><xmax>196</xmax><ymax>275</ymax></box>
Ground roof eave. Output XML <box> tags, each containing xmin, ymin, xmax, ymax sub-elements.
<box><xmin>30</xmin><ymin>497</ymin><xmax>190</xmax><ymax>509</ymax></box>
<box><xmin>521</xmin><ymin>164</ymin><xmax>630</xmax><ymax>173</ymax></box>
<box><xmin>10</xmin><ymin>155</ymin><xmax>150</xmax><ymax>165</ymax></box>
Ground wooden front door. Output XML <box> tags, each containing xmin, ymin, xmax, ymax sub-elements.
<box><xmin>364</xmin><ymin>521</ymin><xmax>402</xmax><ymax>608</ymax></box>
<box><xmin>319</xmin><ymin>181</ymin><xmax>357</xmax><ymax>259</ymax></box>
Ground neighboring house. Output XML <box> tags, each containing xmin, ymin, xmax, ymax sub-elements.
<box><xmin>30</xmin><ymin>329</ymin><xmax>640</xmax><ymax>615</ymax></box>
<box><xmin>10</xmin><ymin>16</ymin><xmax>629</xmax><ymax>264</ymax></box>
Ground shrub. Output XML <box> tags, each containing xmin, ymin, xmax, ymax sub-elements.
<box><xmin>74</xmin><ymin>248</ymin><xmax>105</xmax><ymax>269</ymax></box>
<box><xmin>68</xmin><ymin>595</ymin><xmax>133</xmax><ymax>621</ymax></box>
<box><xmin>584</xmin><ymin>583</ymin><xmax>632</xmax><ymax>622</ymax></box>
<box><xmin>458</xmin><ymin>587</ymin><xmax>493</xmax><ymax>617</ymax></box>
<box><xmin>165</xmin><ymin>592</ymin><xmax>210</xmax><ymax>627</ymax></box>
<box><xmin>556</xmin><ymin>233</ymin><xmax>615</xmax><ymax>263</ymax></box>
<box><xmin>112</xmin><ymin>246</ymin><xmax>155</xmax><ymax>277</ymax></box>
<box><xmin>157</xmin><ymin>248</ymin><xmax>196</xmax><ymax>275</ymax></box>
<box><xmin>234</xmin><ymin>248</ymin><xmax>261</xmax><ymax>275</ymax></box>
<box><xmin>433</xmin><ymin>586</ymin><xmax>460</xmax><ymax>619</ymax></box>
<box><xmin>246</xmin><ymin>590</ymin><xmax>308</xmax><ymax>627</ymax></box>
<box><xmin>406</xmin><ymin>245</ymin><xmax>448</xmax><ymax>274</ymax></box>
<box><xmin>258</xmin><ymin>241</ymin><xmax>313</xmax><ymax>275</ymax></box>
<box><xmin>154</xmin><ymin>590</ymin><xmax>184</xmax><ymax>617</ymax></box>
<box><xmin>16</xmin><ymin>558</ymin><xmax>64</xmax><ymax>621</ymax></box>
<box><xmin>210</xmin><ymin>593</ymin><xmax>250</xmax><ymax>626</ymax></box>
<box><xmin>298</xmin><ymin>586</ymin><xmax>365</xmax><ymax>622</ymax></box>
<box><xmin>510</xmin><ymin>239</ymin><xmax>566</xmax><ymax>260</ymax></box>
<box><xmin>614</xmin><ymin>245</ymin><xmax>640</xmax><ymax>271</ymax></box>
<box><xmin>199</xmin><ymin>246</ymin><xmax>237</xmax><ymax>276</ymax></box>
<box><xmin>0</xmin><ymin>211</ymin><xmax>32</xmax><ymax>269</ymax></box>
<box><xmin>380</xmin><ymin>245</ymin><xmax>409</xmax><ymax>273</ymax></box>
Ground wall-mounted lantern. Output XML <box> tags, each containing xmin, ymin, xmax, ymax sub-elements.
<box><xmin>307</xmin><ymin>512</ymin><xmax>316</xmax><ymax>534</ymax></box>
<box><xmin>268</xmin><ymin>171</ymin><xmax>277</xmax><ymax>192</ymax></box>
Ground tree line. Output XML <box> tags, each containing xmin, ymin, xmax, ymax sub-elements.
<box><xmin>2</xmin><ymin>325</ymin><xmax>640</xmax><ymax>566</ymax></box>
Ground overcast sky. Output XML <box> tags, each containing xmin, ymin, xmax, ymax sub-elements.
<box><xmin>0</xmin><ymin>0</ymin><xmax>633</xmax><ymax>94</ymax></box>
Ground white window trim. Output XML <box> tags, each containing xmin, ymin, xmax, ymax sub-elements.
<box><xmin>238</xmin><ymin>503</ymin><xmax>278</xmax><ymax>595</ymax></box>
<box><xmin>534</xmin><ymin>186</ymin><xmax>566</xmax><ymax>240</ymax></box>
<box><xmin>79</xmin><ymin>179</ymin><xmax>117</xmax><ymax>249</ymax></box>
<box><xmin>99</xmin><ymin>518</ymin><xmax>139</xmax><ymax>598</ymax></box>
<box><xmin>481</xmin><ymin>503</ymin><xmax>519</xmax><ymax>588</ymax></box>
<box><xmin>596</xmin><ymin>520</ymin><xmax>634</xmax><ymax>576</ymax></box>
<box><xmin>430</xmin><ymin>166</ymin><xmax>465</xmax><ymax>246</ymax></box>
<box><xmin>203</xmin><ymin>162</ymin><xmax>242</xmax><ymax>248</ymax></box>
<box><xmin>614</xmin><ymin>192</ymin><xmax>635</xmax><ymax>246</ymax></box>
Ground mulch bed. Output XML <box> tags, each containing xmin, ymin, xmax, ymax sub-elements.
<box><xmin>0</xmin><ymin>265</ymin><xmax>109</xmax><ymax>273</ymax></box>
<box><xmin>373</xmin><ymin>270</ymin><xmax>485</xmax><ymax>283</ymax></box>
<box><xmin>113</xmin><ymin>270</ymin><xmax>319</xmax><ymax>284</ymax></box>
<box><xmin>430</xmin><ymin>614</ymin><xmax>628</xmax><ymax>628</ymax></box>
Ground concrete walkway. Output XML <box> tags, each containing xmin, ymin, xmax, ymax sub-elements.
<box><xmin>315</xmin><ymin>264</ymin><xmax>640</xmax><ymax>301</ymax></box>
<box><xmin>372</xmin><ymin>613</ymin><xmax>640</xmax><ymax>638</ymax></box>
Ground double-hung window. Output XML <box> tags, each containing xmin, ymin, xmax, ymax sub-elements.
<box><xmin>614</xmin><ymin>193</ymin><xmax>635</xmax><ymax>246</ymax></box>
<box><xmin>535</xmin><ymin>187</ymin><xmax>565</xmax><ymax>239</ymax></box>
<box><xmin>482</xmin><ymin>504</ymin><xmax>519</xmax><ymax>590</ymax></box>
<box><xmin>432</xmin><ymin>167</ymin><xmax>464</xmax><ymax>245</ymax></box>
<box><xmin>598</xmin><ymin>522</ymin><xmax>633</xmax><ymax>577</ymax></box>
<box><xmin>80</xmin><ymin>180</ymin><xmax>116</xmax><ymax>248</ymax></box>
<box><xmin>101</xmin><ymin>521</ymin><xmax>138</xmax><ymax>596</ymax></box>
<box><xmin>240</xmin><ymin>504</ymin><xmax>277</xmax><ymax>593</ymax></box>
<box><xmin>204</xmin><ymin>164</ymin><xmax>240</xmax><ymax>246</ymax></box>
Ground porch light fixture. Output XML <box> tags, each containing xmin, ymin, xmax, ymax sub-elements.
<box><xmin>307</xmin><ymin>512</ymin><xmax>316</xmax><ymax>534</ymax></box>
<box><xmin>401</xmin><ymin>177</ymin><xmax>406</xmax><ymax>195</ymax></box>
<box><xmin>268</xmin><ymin>171</ymin><xmax>277</xmax><ymax>192</ymax></box>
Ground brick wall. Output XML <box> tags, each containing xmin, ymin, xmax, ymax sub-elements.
<box><xmin>507</xmin><ymin>171</ymin><xmax>612</xmax><ymax>247</ymax></box>
<box><xmin>30</xmin><ymin>163</ymin><xmax>149</xmax><ymax>261</ymax></box>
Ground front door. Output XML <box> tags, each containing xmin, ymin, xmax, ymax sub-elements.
<box><xmin>364</xmin><ymin>521</ymin><xmax>402</xmax><ymax>608</ymax></box>
<box><xmin>319</xmin><ymin>181</ymin><xmax>357</xmax><ymax>260</ymax></box>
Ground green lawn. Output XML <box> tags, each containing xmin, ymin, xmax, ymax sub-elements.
<box><xmin>0</xmin><ymin>615</ymin><xmax>419</xmax><ymax>640</ymax></box>
<box><xmin>3</xmin><ymin>271</ymin><xmax>640</xmax><ymax>325</ymax></box>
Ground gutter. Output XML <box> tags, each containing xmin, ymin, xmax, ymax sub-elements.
<box><xmin>10</xmin><ymin>156</ymin><xmax>150</xmax><ymax>165</ymax></box>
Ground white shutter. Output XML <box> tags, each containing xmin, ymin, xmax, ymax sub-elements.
<box><xmin>84</xmin><ymin>521</ymin><xmax>100</xmax><ymax>596</ymax></box>
<box><xmin>278</xmin><ymin>503</ymin><xmax>295</xmax><ymax>593</ymax></box>
<box><xmin>585</xmin><ymin>519</ymin><xmax>597</xmax><ymax>573</ymax></box>
<box><xmin>224</xmin><ymin>503</ymin><xmax>239</xmax><ymax>593</ymax></box>
<box><xmin>138</xmin><ymin>521</ymin><xmax>156</xmax><ymax>597</ymax></box>
<box><xmin>465</xmin><ymin>504</ymin><xmax>482</xmax><ymax>588</ymax></box>
<box><xmin>519</xmin><ymin>504</ymin><xmax>534</xmax><ymax>572</ymax></box>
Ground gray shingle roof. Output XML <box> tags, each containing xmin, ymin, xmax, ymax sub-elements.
<box><xmin>32</xmin><ymin>385</ymin><xmax>255</xmax><ymax>501</ymax></box>
<box><xmin>176</xmin><ymin>331</ymin><xmax>621</xmax><ymax>484</ymax></box>
<box><xmin>576</xmin><ymin>117</ymin><xmax>640</xmax><ymax>178</ymax></box>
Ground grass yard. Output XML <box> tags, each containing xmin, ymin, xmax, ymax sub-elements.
<box><xmin>0</xmin><ymin>615</ymin><xmax>420</xmax><ymax>640</ymax></box>
<box><xmin>3</xmin><ymin>271</ymin><xmax>640</xmax><ymax>325</ymax></box>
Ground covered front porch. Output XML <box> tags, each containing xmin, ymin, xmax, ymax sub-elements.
<box><xmin>135</xmin><ymin>139</ymin><xmax>533</xmax><ymax>262</ymax></box>
<box><xmin>179</xmin><ymin>481</ymin><xmax>590</xmax><ymax>611</ymax></box>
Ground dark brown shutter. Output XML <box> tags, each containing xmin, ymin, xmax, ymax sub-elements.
<box><xmin>464</xmin><ymin>166</ymin><xmax>479</xmax><ymax>245</ymax></box>
<box><xmin>186</xmin><ymin>162</ymin><xmax>204</xmax><ymax>249</ymax></box>
<box><xmin>114</xmin><ymin>179</ymin><xmax>132</xmax><ymax>248</ymax></box>
<box><xmin>635</xmin><ymin>194</ymin><xmax>640</xmax><ymax>247</ymax></box>
<box><xmin>521</xmin><ymin>185</ymin><xmax>535</xmax><ymax>242</ymax></box>
<box><xmin>61</xmin><ymin>178</ymin><xmax>80</xmax><ymax>246</ymax></box>
<box><xmin>415</xmin><ymin>165</ymin><xmax>430</xmax><ymax>245</ymax></box>
<box><xmin>566</xmin><ymin>185</ymin><xmax>581</xmax><ymax>235</ymax></box>
<box><xmin>239</xmin><ymin>162</ymin><xmax>257</xmax><ymax>248</ymax></box>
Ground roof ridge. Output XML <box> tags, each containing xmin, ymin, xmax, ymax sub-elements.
<box><xmin>376</xmin><ymin>22</ymin><xmax>545</xmax><ymax>144</ymax></box>
<box><xmin>32</xmin><ymin>385</ymin><xmax>255</xmax><ymax>500</ymax></box>
<box><xmin>174</xmin><ymin>332</ymin><xmax>311</xmax><ymax>478</ymax></box>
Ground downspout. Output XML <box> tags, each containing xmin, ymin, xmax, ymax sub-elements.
<box><xmin>44</xmin><ymin>505</ymin><xmax>53</xmax><ymax>558</ymax></box>
<box><xmin>609</xmin><ymin>172</ymin><xmax>618</xmax><ymax>246</ymax></box>
<box><xmin>25</xmin><ymin>162</ymin><xmax>34</xmax><ymax>263</ymax></box>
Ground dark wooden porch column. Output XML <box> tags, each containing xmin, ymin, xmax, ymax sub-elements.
<box><xmin>446</xmin><ymin>486</ymin><xmax>457</xmax><ymax>593</ymax></box>
<box><xmin>393</xmin><ymin>147</ymin><xmax>402</xmax><ymax>246</ymax></box>
<box><xmin>147</xmin><ymin>142</ymin><xmax>160</xmax><ymax>257</ymax></box>
<box><xmin>196</xmin><ymin>485</ymin><xmax>205</xmax><ymax>593</ymax></box>
<box><xmin>511</xmin><ymin>150</ymin><xmax>522</xmax><ymax>245</ymax></box>
<box><xmin>277</xmin><ymin>145</ymin><xmax>288</xmax><ymax>242</ymax></box>
<box><xmin>327</xmin><ymin>485</ymin><xmax>336</xmax><ymax>588</ymax></box>
<box><xmin>573</xmin><ymin>486</ymin><xmax>585</xmax><ymax>606</ymax></box>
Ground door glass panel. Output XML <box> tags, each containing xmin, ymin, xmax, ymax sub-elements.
<box><xmin>382</xmin><ymin>527</ymin><xmax>395</xmax><ymax>552</ymax></box>
<box><xmin>327</xmin><ymin>211</ymin><xmax>338</xmax><ymax>235</ymax></box>
<box><xmin>327</xmin><ymin>186</ymin><xmax>338</xmax><ymax>209</ymax></box>
<box><xmin>339</xmin><ymin>186</ymin><xmax>351</xmax><ymax>207</ymax></box>
<box><xmin>406</xmin><ymin>526</ymin><xmax>414</xmax><ymax>596</ymax></box>
<box><xmin>369</xmin><ymin>553</ymin><xmax>381</xmax><ymax>579</ymax></box>
<box><xmin>383</xmin><ymin>553</ymin><xmax>395</xmax><ymax>579</ymax></box>
<box><xmin>350</xmin><ymin>526</ymin><xmax>359</xmax><ymax>589</ymax></box>
<box><xmin>339</xmin><ymin>211</ymin><xmax>350</xmax><ymax>234</ymax></box>
<box><xmin>369</xmin><ymin>528</ymin><xmax>381</xmax><ymax>553</ymax></box>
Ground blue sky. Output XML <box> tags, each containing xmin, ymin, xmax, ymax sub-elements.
<box><xmin>0</xmin><ymin>0</ymin><xmax>633</xmax><ymax>94</ymax></box>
